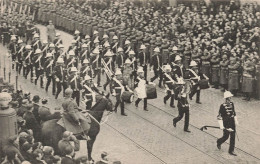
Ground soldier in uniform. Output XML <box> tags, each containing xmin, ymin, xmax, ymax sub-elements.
<box><xmin>44</xmin><ymin>53</ymin><xmax>55</xmax><ymax>95</ymax></box>
<box><xmin>103</xmin><ymin>50</ymin><xmax>115</xmax><ymax>93</ymax></box>
<box><xmin>16</xmin><ymin>39</ymin><xmax>25</xmax><ymax>74</ymax></box>
<box><xmin>90</xmin><ymin>48</ymin><xmax>101</xmax><ymax>87</ymax></box>
<box><xmin>79</xmin><ymin>43</ymin><xmax>89</xmax><ymax>63</ymax></box>
<box><xmin>135</xmin><ymin>67</ymin><xmax>149</xmax><ymax>111</ymax></box>
<box><xmin>150</xmin><ymin>47</ymin><xmax>163</xmax><ymax>87</ymax></box>
<box><xmin>8</xmin><ymin>35</ymin><xmax>17</xmax><ymax>70</ymax></box>
<box><xmin>32</xmin><ymin>33</ymin><xmax>42</xmax><ymax>52</ymax></box>
<box><xmin>115</xmin><ymin>47</ymin><xmax>125</xmax><ymax>71</ymax></box>
<box><xmin>65</xmin><ymin>51</ymin><xmax>78</xmax><ymax>72</ymax></box>
<box><xmin>228</xmin><ymin>57</ymin><xmax>240</xmax><ymax>96</ymax></box>
<box><xmin>41</xmin><ymin>40</ymin><xmax>49</xmax><ymax>62</ymax></box>
<box><xmin>32</xmin><ymin>49</ymin><xmax>44</xmax><ymax>88</ymax></box>
<box><xmin>138</xmin><ymin>44</ymin><xmax>149</xmax><ymax>80</ymax></box>
<box><xmin>124</xmin><ymin>40</ymin><xmax>132</xmax><ymax>56</ymax></box>
<box><xmin>68</xmin><ymin>67</ymin><xmax>81</xmax><ymax>106</ymax></box>
<box><xmin>242</xmin><ymin>59</ymin><xmax>255</xmax><ymax>101</ymax></box>
<box><xmin>220</xmin><ymin>54</ymin><xmax>229</xmax><ymax>91</ymax></box>
<box><xmin>23</xmin><ymin>45</ymin><xmax>34</xmax><ymax>81</ymax></box>
<box><xmin>200</xmin><ymin>49</ymin><xmax>211</xmax><ymax>80</ymax></box>
<box><xmin>67</xmin><ymin>40</ymin><xmax>79</xmax><ymax>57</ymax></box>
<box><xmin>163</xmin><ymin>65</ymin><xmax>176</xmax><ymax>108</ymax></box>
<box><xmin>173</xmin><ymin>79</ymin><xmax>191</xmax><ymax>133</ymax></box>
<box><xmin>112</xmin><ymin>69</ymin><xmax>127</xmax><ymax>116</ymax></box>
<box><xmin>217</xmin><ymin>91</ymin><xmax>238</xmax><ymax>156</ymax></box>
<box><xmin>80</xmin><ymin>59</ymin><xmax>93</xmax><ymax>79</ymax></box>
<box><xmin>54</xmin><ymin>58</ymin><xmax>67</xmax><ymax>99</ymax></box>
<box><xmin>53</xmin><ymin>32</ymin><xmax>63</xmax><ymax>47</ymax></box>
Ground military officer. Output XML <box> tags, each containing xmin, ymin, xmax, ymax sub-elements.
<box><xmin>150</xmin><ymin>47</ymin><xmax>163</xmax><ymax>87</ymax></box>
<box><xmin>134</xmin><ymin>67</ymin><xmax>148</xmax><ymax>111</ymax></box>
<box><xmin>217</xmin><ymin>91</ymin><xmax>238</xmax><ymax>156</ymax></box>
<box><xmin>138</xmin><ymin>44</ymin><xmax>149</xmax><ymax>80</ymax></box>
<box><xmin>32</xmin><ymin>49</ymin><xmax>44</xmax><ymax>88</ymax></box>
<box><xmin>163</xmin><ymin>65</ymin><xmax>176</xmax><ymax>108</ymax></box>
<box><xmin>44</xmin><ymin>53</ymin><xmax>56</xmax><ymax>95</ymax></box>
<box><xmin>23</xmin><ymin>45</ymin><xmax>34</xmax><ymax>81</ymax></box>
<box><xmin>68</xmin><ymin>67</ymin><xmax>81</xmax><ymax>106</ymax></box>
<box><xmin>16</xmin><ymin>39</ymin><xmax>25</xmax><ymax>74</ymax></box>
<box><xmin>54</xmin><ymin>58</ymin><xmax>67</xmax><ymax>99</ymax></box>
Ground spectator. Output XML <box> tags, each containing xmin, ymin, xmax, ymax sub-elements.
<box><xmin>58</xmin><ymin>131</ymin><xmax>80</xmax><ymax>157</ymax></box>
<box><xmin>3</xmin><ymin>135</ymin><xmax>24</xmax><ymax>162</ymax></box>
<box><xmin>31</xmin><ymin>149</ymin><xmax>45</xmax><ymax>164</ymax></box>
<box><xmin>20</xmin><ymin>143</ymin><xmax>33</xmax><ymax>162</ymax></box>
<box><xmin>61</xmin><ymin>146</ymin><xmax>76</xmax><ymax>164</ymax></box>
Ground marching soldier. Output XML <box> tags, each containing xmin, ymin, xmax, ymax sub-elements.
<box><xmin>74</xmin><ymin>30</ymin><xmax>81</xmax><ymax>50</ymax></box>
<box><xmin>68</xmin><ymin>40</ymin><xmax>79</xmax><ymax>57</ymax></box>
<box><xmin>32</xmin><ymin>33</ymin><xmax>42</xmax><ymax>51</ymax></box>
<box><xmin>23</xmin><ymin>45</ymin><xmax>34</xmax><ymax>81</ymax></box>
<box><xmin>217</xmin><ymin>91</ymin><xmax>238</xmax><ymax>156</ymax></box>
<box><xmin>90</xmin><ymin>48</ymin><xmax>101</xmax><ymax>87</ymax></box>
<box><xmin>115</xmin><ymin>47</ymin><xmax>125</xmax><ymax>70</ymax></box>
<box><xmin>92</xmin><ymin>30</ymin><xmax>99</xmax><ymax>44</ymax></box>
<box><xmin>173</xmin><ymin>78</ymin><xmax>191</xmax><ymax>133</ymax></box>
<box><xmin>54</xmin><ymin>58</ymin><xmax>67</xmax><ymax>99</ymax></box>
<box><xmin>32</xmin><ymin>49</ymin><xmax>44</xmax><ymax>88</ymax></box>
<box><xmin>41</xmin><ymin>40</ymin><xmax>49</xmax><ymax>63</ymax></box>
<box><xmin>111</xmin><ymin>35</ymin><xmax>119</xmax><ymax>54</ymax></box>
<box><xmin>163</xmin><ymin>65</ymin><xmax>176</xmax><ymax>108</ymax></box>
<box><xmin>8</xmin><ymin>35</ymin><xmax>17</xmax><ymax>70</ymax></box>
<box><xmin>68</xmin><ymin>67</ymin><xmax>81</xmax><ymax>106</ymax></box>
<box><xmin>44</xmin><ymin>53</ymin><xmax>56</xmax><ymax>95</ymax></box>
<box><xmin>65</xmin><ymin>50</ymin><xmax>78</xmax><ymax>71</ymax></box>
<box><xmin>135</xmin><ymin>67</ymin><xmax>149</xmax><ymax>111</ymax></box>
<box><xmin>48</xmin><ymin>43</ymin><xmax>57</xmax><ymax>61</ymax></box>
<box><xmin>103</xmin><ymin>50</ymin><xmax>115</xmax><ymax>93</ymax></box>
<box><xmin>124</xmin><ymin>40</ymin><xmax>132</xmax><ymax>56</ymax></box>
<box><xmin>53</xmin><ymin>32</ymin><xmax>63</xmax><ymax>47</ymax></box>
<box><xmin>112</xmin><ymin>69</ymin><xmax>127</xmax><ymax>116</ymax></box>
<box><xmin>80</xmin><ymin>59</ymin><xmax>93</xmax><ymax>79</ymax></box>
<box><xmin>150</xmin><ymin>47</ymin><xmax>163</xmax><ymax>87</ymax></box>
<box><xmin>79</xmin><ymin>43</ymin><xmax>89</xmax><ymax>63</ymax></box>
<box><xmin>138</xmin><ymin>44</ymin><xmax>149</xmax><ymax>80</ymax></box>
<box><xmin>101</xmin><ymin>34</ymin><xmax>109</xmax><ymax>47</ymax></box>
<box><xmin>128</xmin><ymin>50</ymin><xmax>138</xmax><ymax>83</ymax></box>
<box><xmin>16</xmin><ymin>39</ymin><xmax>25</xmax><ymax>74</ymax></box>
<box><xmin>56</xmin><ymin>44</ymin><xmax>65</xmax><ymax>60</ymax></box>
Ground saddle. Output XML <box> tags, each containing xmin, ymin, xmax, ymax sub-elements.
<box><xmin>57</xmin><ymin>112</ymin><xmax>91</xmax><ymax>135</ymax></box>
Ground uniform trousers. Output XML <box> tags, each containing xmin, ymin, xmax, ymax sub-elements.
<box><xmin>151</xmin><ymin>68</ymin><xmax>163</xmax><ymax>87</ymax></box>
<box><xmin>56</xmin><ymin>81</ymin><xmax>67</xmax><ymax>99</ymax></box>
<box><xmin>135</xmin><ymin>98</ymin><xmax>147</xmax><ymax>110</ymax></box>
<box><xmin>189</xmin><ymin>84</ymin><xmax>201</xmax><ymax>102</ymax></box>
<box><xmin>217</xmin><ymin>128</ymin><xmax>236</xmax><ymax>153</ymax></box>
<box><xmin>94</xmin><ymin>68</ymin><xmax>101</xmax><ymax>86</ymax></box>
<box><xmin>173</xmin><ymin>106</ymin><xmax>190</xmax><ymax>131</ymax></box>
<box><xmin>164</xmin><ymin>90</ymin><xmax>175</xmax><ymax>106</ymax></box>
<box><xmin>72</xmin><ymin>90</ymin><xmax>80</xmax><ymax>107</ymax></box>
<box><xmin>114</xmin><ymin>93</ymin><xmax>125</xmax><ymax>114</ymax></box>
<box><xmin>45</xmin><ymin>75</ymin><xmax>56</xmax><ymax>95</ymax></box>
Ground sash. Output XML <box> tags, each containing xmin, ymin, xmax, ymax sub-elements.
<box><xmin>82</xmin><ymin>66</ymin><xmax>89</xmax><ymax>74</ymax></box>
<box><xmin>25</xmin><ymin>51</ymin><xmax>32</xmax><ymax>60</ymax></box>
<box><xmin>55</xmin><ymin>39</ymin><xmax>61</xmax><ymax>46</ymax></box>
<box><xmin>18</xmin><ymin>46</ymin><xmax>24</xmax><ymax>54</ymax></box>
<box><xmin>81</xmin><ymin>50</ymin><xmax>88</xmax><ymax>58</ymax></box>
<box><xmin>125</xmin><ymin>46</ymin><xmax>131</xmax><ymax>54</ymax></box>
<box><xmin>42</xmin><ymin>45</ymin><xmax>48</xmax><ymax>53</ymax></box>
<box><xmin>35</xmin><ymin>55</ymin><xmax>42</xmax><ymax>63</ymax></box>
<box><xmin>188</xmin><ymin>69</ymin><xmax>200</xmax><ymax>80</ymax></box>
<box><xmin>92</xmin><ymin>55</ymin><xmax>99</xmax><ymax>63</ymax></box>
<box><xmin>164</xmin><ymin>73</ymin><xmax>176</xmax><ymax>84</ymax></box>
<box><xmin>112</xmin><ymin>42</ymin><xmax>118</xmax><ymax>49</ymax></box>
<box><xmin>83</xmin><ymin>85</ymin><xmax>96</xmax><ymax>103</ymax></box>
<box><xmin>67</xmin><ymin>58</ymin><xmax>75</xmax><ymax>66</ymax></box>
<box><xmin>113</xmin><ymin>78</ymin><xmax>125</xmax><ymax>95</ymax></box>
<box><xmin>70</xmin><ymin>75</ymin><xmax>78</xmax><ymax>83</ymax></box>
<box><xmin>47</xmin><ymin>60</ymin><xmax>54</xmax><ymax>68</ymax></box>
<box><xmin>75</xmin><ymin>36</ymin><xmax>80</xmax><ymax>42</ymax></box>
<box><xmin>33</xmin><ymin>40</ymin><xmax>39</xmax><ymax>47</ymax></box>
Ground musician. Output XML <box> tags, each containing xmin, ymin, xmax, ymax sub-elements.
<box><xmin>135</xmin><ymin>67</ymin><xmax>149</xmax><ymax>111</ymax></box>
<box><xmin>32</xmin><ymin>49</ymin><xmax>44</xmax><ymax>88</ymax></box>
<box><xmin>68</xmin><ymin>67</ymin><xmax>81</xmax><ymax>106</ymax></box>
<box><xmin>103</xmin><ymin>50</ymin><xmax>114</xmax><ymax>93</ymax></box>
<box><xmin>138</xmin><ymin>44</ymin><xmax>149</xmax><ymax>80</ymax></box>
<box><xmin>82</xmin><ymin>75</ymin><xmax>103</xmax><ymax>110</ymax></box>
<box><xmin>122</xmin><ymin>59</ymin><xmax>133</xmax><ymax>88</ymax></box>
<box><xmin>65</xmin><ymin>51</ymin><xmax>78</xmax><ymax>71</ymax></box>
<box><xmin>172</xmin><ymin>55</ymin><xmax>186</xmax><ymax>80</ymax></box>
<box><xmin>23</xmin><ymin>45</ymin><xmax>34</xmax><ymax>81</ymax></box>
<box><xmin>217</xmin><ymin>91</ymin><xmax>238</xmax><ymax>156</ymax></box>
<box><xmin>116</xmin><ymin>47</ymin><xmax>125</xmax><ymax>70</ymax></box>
<box><xmin>8</xmin><ymin>35</ymin><xmax>17</xmax><ymax>70</ymax></box>
<box><xmin>32</xmin><ymin>33</ymin><xmax>42</xmax><ymax>52</ymax></box>
<box><xmin>188</xmin><ymin>61</ymin><xmax>209</xmax><ymax>104</ymax></box>
<box><xmin>16</xmin><ymin>39</ymin><xmax>25</xmax><ymax>74</ymax></box>
<box><xmin>111</xmin><ymin>35</ymin><xmax>119</xmax><ymax>54</ymax></box>
<box><xmin>150</xmin><ymin>47</ymin><xmax>163</xmax><ymax>87</ymax></box>
<box><xmin>90</xmin><ymin>48</ymin><xmax>101</xmax><ymax>87</ymax></box>
<box><xmin>112</xmin><ymin>69</ymin><xmax>127</xmax><ymax>116</ymax></box>
<box><xmin>173</xmin><ymin>79</ymin><xmax>191</xmax><ymax>133</ymax></box>
<box><xmin>128</xmin><ymin>50</ymin><xmax>138</xmax><ymax>82</ymax></box>
<box><xmin>54</xmin><ymin>58</ymin><xmax>67</xmax><ymax>99</ymax></box>
<box><xmin>79</xmin><ymin>43</ymin><xmax>89</xmax><ymax>63</ymax></box>
<box><xmin>242</xmin><ymin>59</ymin><xmax>255</xmax><ymax>101</ymax></box>
<box><xmin>44</xmin><ymin>53</ymin><xmax>56</xmax><ymax>95</ymax></box>
<box><xmin>163</xmin><ymin>65</ymin><xmax>176</xmax><ymax>108</ymax></box>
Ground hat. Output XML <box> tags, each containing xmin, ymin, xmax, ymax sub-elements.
<box><xmin>172</xmin><ymin>46</ymin><xmax>178</xmax><ymax>51</ymax></box>
<box><xmin>224</xmin><ymin>91</ymin><xmax>233</xmax><ymax>99</ymax></box>
<box><xmin>103</xmin><ymin>34</ymin><xmax>109</xmax><ymax>39</ymax></box>
<box><xmin>189</xmin><ymin>60</ymin><xmax>197</xmax><ymax>67</ymax></box>
<box><xmin>93</xmin><ymin>48</ymin><xmax>100</xmax><ymax>54</ymax></box>
<box><xmin>137</xmin><ymin>67</ymin><xmax>144</xmax><ymax>73</ymax></box>
<box><xmin>113</xmin><ymin>35</ymin><xmax>118</xmax><ymax>40</ymax></box>
<box><xmin>42</xmin><ymin>40</ymin><xmax>48</xmax><ymax>44</ymax></box>
<box><xmin>85</xmin><ymin>35</ymin><xmax>90</xmax><ymax>39</ymax></box>
<box><xmin>33</xmin><ymin>33</ymin><xmax>39</xmax><ymax>38</ymax></box>
<box><xmin>125</xmin><ymin>40</ymin><xmax>131</xmax><ymax>44</ymax></box>
<box><xmin>11</xmin><ymin>35</ymin><xmax>16</xmax><ymax>40</ymax></box>
<box><xmin>25</xmin><ymin>45</ymin><xmax>31</xmax><ymax>49</ymax></box>
<box><xmin>125</xmin><ymin>58</ymin><xmax>131</xmax><ymax>64</ymax></box>
<box><xmin>63</xmin><ymin>131</ymin><xmax>72</xmax><ymax>138</ymax></box>
<box><xmin>140</xmin><ymin>44</ymin><xmax>146</xmax><ymax>50</ymax></box>
<box><xmin>115</xmin><ymin>69</ymin><xmax>122</xmax><ymax>75</ymax></box>
<box><xmin>57</xmin><ymin>58</ymin><xmax>64</xmax><ymax>63</ymax></box>
<box><xmin>70</xmin><ymin>67</ymin><xmax>77</xmax><ymax>72</ymax></box>
<box><xmin>94</xmin><ymin>38</ymin><xmax>100</xmax><ymax>43</ymax></box>
<box><xmin>71</xmin><ymin>40</ymin><xmax>77</xmax><ymax>44</ymax></box>
<box><xmin>35</xmin><ymin>49</ymin><xmax>42</xmax><ymax>54</ymax></box>
<box><xmin>154</xmin><ymin>47</ymin><xmax>160</xmax><ymax>52</ymax></box>
<box><xmin>84</xmin><ymin>75</ymin><xmax>92</xmax><ymax>81</ymax></box>
<box><xmin>104</xmin><ymin>41</ymin><xmax>110</xmax><ymax>47</ymax></box>
<box><xmin>83</xmin><ymin>59</ymin><xmax>89</xmax><ymax>64</ymax></box>
<box><xmin>93</xmin><ymin>31</ymin><xmax>99</xmax><ymax>35</ymax></box>
<box><xmin>175</xmin><ymin>55</ymin><xmax>182</xmax><ymax>61</ymax></box>
<box><xmin>46</xmin><ymin>53</ymin><xmax>52</xmax><ymax>58</ymax></box>
<box><xmin>118</xmin><ymin>47</ymin><xmax>123</xmax><ymax>52</ymax></box>
<box><xmin>0</xmin><ymin>92</ymin><xmax>12</xmax><ymax>102</ymax></box>
<box><xmin>56</xmin><ymin>33</ymin><xmax>60</xmax><ymax>37</ymax></box>
<box><xmin>129</xmin><ymin>50</ymin><xmax>135</xmax><ymax>55</ymax></box>
<box><xmin>18</xmin><ymin>39</ymin><xmax>23</xmax><ymax>44</ymax></box>
<box><xmin>82</xmin><ymin>43</ymin><xmax>88</xmax><ymax>48</ymax></box>
<box><xmin>32</xmin><ymin>95</ymin><xmax>40</xmax><ymax>102</ymax></box>
<box><xmin>49</xmin><ymin>43</ymin><xmax>55</xmax><ymax>48</ymax></box>
<box><xmin>68</xmin><ymin>51</ymin><xmax>75</xmax><ymax>56</ymax></box>
<box><xmin>74</xmin><ymin>30</ymin><xmax>80</xmax><ymax>34</ymax></box>
<box><xmin>163</xmin><ymin>65</ymin><xmax>171</xmax><ymax>72</ymax></box>
<box><xmin>58</xmin><ymin>44</ymin><xmax>64</xmax><ymax>48</ymax></box>
<box><xmin>104</xmin><ymin>50</ymin><xmax>113</xmax><ymax>57</ymax></box>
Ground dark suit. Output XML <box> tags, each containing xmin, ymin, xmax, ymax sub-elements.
<box><xmin>61</xmin><ymin>156</ymin><xmax>76</xmax><ymax>164</ymax></box>
<box><xmin>150</xmin><ymin>54</ymin><xmax>162</xmax><ymax>86</ymax></box>
<box><xmin>138</xmin><ymin>51</ymin><xmax>149</xmax><ymax>80</ymax></box>
<box><xmin>23</xmin><ymin>111</ymin><xmax>41</xmax><ymax>142</ymax></box>
<box><xmin>44</xmin><ymin>59</ymin><xmax>56</xmax><ymax>95</ymax></box>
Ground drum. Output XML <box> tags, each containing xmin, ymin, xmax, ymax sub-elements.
<box><xmin>146</xmin><ymin>84</ymin><xmax>157</xmax><ymax>99</ymax></box>
<box><xmin>198</xmin><ymin>79</ymin><xmax>209</xmax><ymax>89</ymax></box>
<box><xmin>121</xmin><ymin>91</ymin><xmax>134</xmax><ymax>103</ymax></box>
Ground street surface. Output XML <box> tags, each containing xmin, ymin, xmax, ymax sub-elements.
<box><xmin>0</xmin><ymin>24</ymin><xmax>260</xmax><ymax>163</ymax></box>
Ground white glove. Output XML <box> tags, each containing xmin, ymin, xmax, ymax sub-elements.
<box><xmin>56</xmin><ymin>78</ymin><xmax>60</xmax><ymax>82</ymax></box>
<box><xmin>218</xmin><ymin>119</ymin><xmax>224</xmax><ymax>130</ymax></box>
<box><xmin>234</xmin><ymin>116</ymin><xmax>239</xmax><ymax>126</ymax></box>
<box><xmin>226</xmin><ymin>128</ymin><xmax>234</xmax><ymax>132</ymax></box>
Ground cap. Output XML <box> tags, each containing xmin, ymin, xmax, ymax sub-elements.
<box><xmin>32</xmin><ymin>95</ymin><xmax>40</xmax><ymax>102</ymax></box>
<box><xmin>57</xmin><ymin>58</ymin><xmax>64</xmax><ymax>63</ymax></box>
<box><xmin>224</xmin><ymin>91</ymin><xmax>233</xmax><ymax>99</ymax></box>
<box><xmin>84</xmin><ymin>75</ymin><xmax>92</xmax><ymax>81</ymax></box>
<box><xmin>70</xmin><ymin>67</ymin><xmax>77</xmax><ymax>72</ymax></box>
<box><xmin>46</xmin><ymin>53</ymin><xmax>53</xmax><ymax>58</ymax></box>
<box><xmin>68</xmin><ymin>51</ymin><xmax>75</xmax><ymax>56</ymax></box>
<box><xmin>35</xmin><ymin>49</ymin><xmax>42</xmax><ymax>54</ymax></box>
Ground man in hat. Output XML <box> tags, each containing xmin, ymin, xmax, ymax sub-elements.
<box><xmin>124</xmin><ymin>40</ymin><xmax>132</xmax><ymax>55</ymax></box>
<box><xmin>217</xmin><ymin>91</ymin><xmax>238</xmax><ymax>156</ymax></box>
<box><xmin>103</xmin><ymin>50</ymin><xmax>115</xmax><ymax>93</ymax></box>
<box><xmin>58</xmin><ymin>131</ymin><xmax>79</xmax><ymax>157</ymax></box>
<box><xmin>90</xmin><ymin>48</ymin><xmax>102</xmax><ymax>87</ymax></box>
<box><xmin>138</xmin><ymin>44</ymin><xmax>149</xmax><ymax>80</ymax></box>
<box><xmin>53</xmin><ymin>32</ymin><xmax>63</xmax><ymax>47</ymax></box>
<box><xmin>111</xmin><ymin>35</ymin><xmax>119</xmax><ymax>54</ymax></box>
<box><xmin>80</xmin><ymin>43</ymin><xmax>89</xmax><ymax>63</ymax></box>
<box><xmin>135</xmin><ymin>67</ymin><xmax>148</xmax><ymax>111</ymax></box>
<box><xmin>68</xmin><ymin>67</ymin><xmax>81</xmax><ymax>106</ymax></box>
<box><xmin>23</xmin><ymin>45</ymin><xmax>34</xmax><ymax>81</ymax></box>
<box><xmin>32</xmin><ymin>49</ymin><xmax>44</xmax><ymax>88</ymax></box>
<box><xmin>115</xmin><ymin>47</ymin><xmax>125</xmax><ymax>70</ymax></box>
<box><xmin>16</xmin><ymin>39</ymin><xmax>25</xmax><ymax>74</ymax></box>
<box><xmin>54</xmin><ymin>58</ymin><xmax>67</xmax><ymax>99</ymax></box>
<box><xmin>8</xmin><ymin>35</ymin><xmax>18</xmax><ymax>70</ymax></box>
<box><xmin>65</xmin><ymin>50</ymin><xmax>78</xmax><ymax>70</ymax></box>
<box><xmin>163</xmin><ymin>65</ymin><xmax>176</xmax><ymax>108</ymax></box>
<box><xmin>44</xmin><ymin>53</ymin><xmax>56</xmax><ymax>95</ymax></box>
<box><xmin>23</xmin><ymin>103</ymin><xmax>41</xmax><ymax>142</ymax></box>
<box><xmin>32</xmin><ymin>33</ymin><xmax>42</xmax><ymax>52</ymax></box>
<box><xmin>150</xmin><ymin>47</ymin><xmax>163</xmax><ymax>87</ymax></box>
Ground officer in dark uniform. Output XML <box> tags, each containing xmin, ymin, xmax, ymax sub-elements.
<box><xmin>163</xmin><ymin>65</ymin><xmax>176</xmax><ymax>108</ymax></box>
<box><xmin>44</xmin><ymin>53</ymin><xmax>56</xmax><ymax>95</ymax></box>
<box><xmin>217</xmin><ymin>91</ymin><xmax>238</xmax><ymax>156</ymax></box>
<box><xmin>54</xmin><ymin>58</ymin><xmax>67</xmax><ymax>99</ymax></box>
<box><xmin>23</xmin><ymin>45</ymin><xmax>34</xmax><ymax>81</ymax></box>
<box><xmin>68</xmin><ymin>67</ymin><xmax>81</xmax><ymax>106</ymax></box>
<box><xmin>150</xmin><ymin>47</ymin><xmax>163</xmax><ymax>87</ymax></box>
<box><xmin>173</xmin><ymin>79</ymin><xmax>191</xmax><ymax>133</ymax></box>
<box><xmin>32</xmin><ymin>49</ymin><xmax>44</xmax><ymax>88</ymax></box>
<box><xmin>16</xmin><ymin>39</ymin><xmax>25</xmax><ymax>74</ymax></box>
<box><xmin>8</xmin><ymin>35</ymin><xmax>17</xmax><ymax>70</ymax></box>
<box><xmin>138</xmin><ymin>44</ymin><xmax>149</xmax><ymax>80</ymax></box>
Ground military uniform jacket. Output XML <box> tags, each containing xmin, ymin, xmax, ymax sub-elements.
<box><xmin>79</xmin><ymin>49</ymin><xmax>89</xmax><ymax>61</ymax></box>
<box><xmin>17</xmin><ymin>46</ymin><xmax>25</xmax><ymax>62</ymax></box>
<box><xmin>139</xmin><ymin>51</ymin><xmax>149</xmax><ymax>66</ymax></box>
<box><xmin>116</xmin><ymin>54</ymin><xmax>125</xmax><ymax>68</ymax></box>
<box><xmin>68</xmin><ymin>75</ymin><xmax>81</xmax><ymax>91</ymax></box>
<box><xmin>218</xmin><ymin>102</ymin><xmax>236</xmax><ymax>129</ymax></box>
<box><xmin>8</xmin><ymin>42</ymin><xmax>17</xmax><ymax>54</ymax></box>
<box><xmin>151</xmin><ymin>55</ymin><xmax>162</xmax><ymax>70</ymax></box>
<box><xmin>32</xmin><ymin>39</ymin><xmax>42</xmax><ymax>51</ymax></box>
<box><xmin>112</xmin><ymin>78</ymin><xmax>125</xmax><ymax>94</ymax></box>
<box><xmin>90</xmin><ymin>54</ymin><xmax>101</xmax><ymax>70</ymax></box>
<box><xmin>82</xmin><ymin>83</ymin><xmax>100</xmax><ymax>100</ymax></box>
<box><xmin>54</xmin><ymin>65</ymin><xmax>66</xmax><ymax>82</ymax></box>
<box><xmin>172</xmin><ymin>65</ymin><xmax>186</xmax><ymax>80</ymax></box>
<box><xmin>124</xmin><ymin>45</ymin><xmax>132</xmax><ymax>55</ymax></box>
<box><xmin>80</xmin><ymin>65</ymin><xmax>92</xmax><ymax>78</ymax></box>
<box><xmin>65</xmin><ymin>57</ymin><xmax>78</xmax><ymax>69</ymax></box>
<box><xmin>54</xmin><ymin>38</ymin><xmax>63</xmax><ymax>46</ymax></box>
<box><xmin>44</xmin><ymin>59</ymin><xmax>54</xmax><ymax>77</ymax></box>
<box><xmin>23</xmin><ymin>50</ymin><xmax>33</xmax><ymax>65</ymax></box>
<box><xmin>111</xmin><ymin>42</ymin><xmax>119</xmax><ymax>54</ymax></box>
<box><xmin>32</xmin><ymin>54</ymin><xmax>44</xmax><ymax>70</ymax></box>
<box><xmin>68</xmin><ymin>45</ymin><xmax>79</xmax><ymax>57</ymax></box>
<box><xmin>163</xmin><ymin>72</ymin><xmax>175</xmax><ymax>89</ymax></box>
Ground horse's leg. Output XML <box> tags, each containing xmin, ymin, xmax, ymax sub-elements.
<box><xmin>87</xmin><ymin>136</ymin><xmax>96</xmax><ymax>161</ymax></box>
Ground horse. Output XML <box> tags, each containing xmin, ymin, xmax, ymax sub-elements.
<box><xmin>41</xmin><ymin>95</ymin><xmax>113</xmax><ymax>161</ymax></box>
